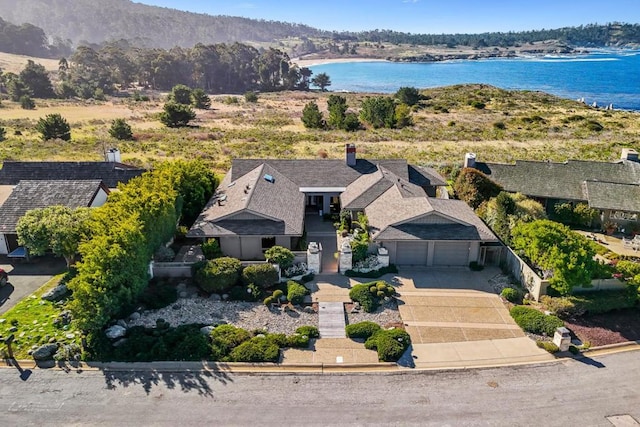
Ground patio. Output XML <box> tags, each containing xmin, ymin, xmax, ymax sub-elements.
<box><xmin>575</xmin><ymin>231</ymin><xmax>640</xmax><ymax>258</ymax></box>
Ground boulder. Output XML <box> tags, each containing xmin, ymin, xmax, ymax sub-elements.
<box><xmin>105</xmin><ymin>325</ymin><xmax>127</xmax><ymax>340</ymax></box>
<box><xmin>128</xmin><ymin>312</ymin><xmax>141</xmax><ymax>321</ymax></box>
<box><xmin>199</xmin><ymin>326</ymin><xmax>215</xmax><ymax>335</ymax></box>
<box><xmin>209</xmin><ymin>293</ymin><xmax>222</xmax><ymax>302</ymax></box>
<box><xmin>221</xmin><ymin>294</ymin><xmax>229</xmax><ymax>301</ymax></box>
<box><xmin>32</xmin><ymin>343</ymin><xmax>59</xmax><ymax>361</ymax></box>
<box><xmin>116</xmin><ymin>319</ymin><xmax>127</xmax><ymax>328</ymax></box>
<box><xmin>304</xmin><ymin>306</ymin><xmax>315</xmax><ymax>314</ymax></box>
<box><xmin>41</xmin><ymin>284</ymin><xmax>69</xmax><ymax>302</ymax></box>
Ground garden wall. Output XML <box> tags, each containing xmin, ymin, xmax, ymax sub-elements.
<box><xmin>151</xmin><ymin>261</ymin><xmax>193</xmax><ymax>278</ymax></box>
<box><xmin>575</xmin><ymin>278</ymin><xmax>628</xmax><ymax>293</ymax></box>
<box><xmin>501</xmin><ymin>247</ymin><xmax>549</xmax><ymax>301</ymax></box>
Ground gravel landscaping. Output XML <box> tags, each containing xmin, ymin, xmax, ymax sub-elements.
<box><xmin>346</xmin><ymin>299</ymin><xmax>403</xmax><ymax>327</ymax></box>
<box><xmin>128</xmin><ymin>297</ymin><xmax>318</xmax><ymax>335</ymax></box>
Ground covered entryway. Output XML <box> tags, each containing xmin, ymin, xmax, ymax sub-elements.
<box><xmin>305</xmin><ymin>214</ymin><xmax>338</xmax><ymax>273</ymax></box>
<box><xmin>433</xmin><ymin>242</ymin><xmax>470</xmax><ymax>266</ymax></box>
<box><xmin>396</xmin><ymin>241</ymin><xmax>429</xmax><ymax>265</ymax></box>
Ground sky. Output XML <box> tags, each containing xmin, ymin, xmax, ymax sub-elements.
<box><xmin>135</xmin><ymin>0</ymin><xmax>640</xmax><ymax>34</ymax></box>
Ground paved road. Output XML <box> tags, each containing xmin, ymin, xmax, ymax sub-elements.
<box><xmin>1</xmin><ymin>351</ymin><xmax>639</xmax><ymax>426</ymax></box>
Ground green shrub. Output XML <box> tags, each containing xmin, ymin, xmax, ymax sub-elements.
<box><xmin>349</xmin><ymin>284</ymin><xmax>377</xmax><ymax>312</ymax></box>
<box><xmin>568</xmin><ymin>345</ymin><xmax>580</xmax><ymax>355</ymax></box>
<box><xmin>364</xmin><ymin>329</ymin><xmax>411</xmax><ymax>361</ymax></box>
<box><xmin>242</xmin><ymin>264</ymin><xmax>279</xmax><ymax>289</ymax></box>
<box><xmin>585</xmin><ymin>120</ymin><xmax>603</xmax><ymax>131</ymax></box>
<box><xmin>286</xmin><ymin>333</ymin><xmax>311</xmax><ymax>348</ymax></box>
<box><xmin>265</xmin><ymin>246</ymin><xmax>295</xmax><ymax>269</ymax></box>
<box><xmin>509</xmin><ymin>306</ymin><xmax>564</xmax><ymax>336</ymax></box>
<box><xmin>20</xmin><ymin>95</ymin><xmax>35</xmax><ymax>110</ymax></box>
<box><xmin>272</xmin><ymin>289</ymin><xmax>284</xmax><ymax>299</ymax></box>
<box><xmin>300</xmin><ymin>272</ymin><xmax>315</xmax><ymax>283</ymax></box>
<box><xmin>536</xmin><ymin>341</ymin><xmax>559</xmax><ymax>353</ymax></box>
<box><xmin>108</xmin><ymin>118</ymin><xmax>134</xmax><ymax>140</ymax></box>
<box><xmin>345</xmin><ymin>321</ymin><xmax>382</xmax><ymax>339</ymax></box>
<box><xmin>228</xmin><ymin>336</ymin><xmax>280</xmax><ymax>362</ymax></box>
<box><xmin>295</xmin><ymin>325</ymin><xmax>319</xmax><ymax>338</ymax></box>
<box><xmin>201</xmin><ymin>238</ymin><xmax>223</xmax><ymax>259</ymax></box>
<box><xmin>263</xmin><ymin>296</ymin><xmax>275</xmax><ymax>306</ymax></box>
<box><xmin>154</xmin><ymin>246</ymin><xmax>175</xmax><ymax>262</ymax></box>
<box><xmin>345</xmin><ymin>264</ymin><xmax>398</xmax><ymax>278</ymax></box>
<box><xmin>569</xmin><ymin>289</ymin><xmax>638</xmax><ymax>315</ymax></box>
<box><xmin>244</xmin><ymin>91</ymin><xmax>258</xmax><ymax>103</ymax></box>
<box><xmin>286</xmin><ymin>281</ymin><xmax>308</xmax><ymax>305</ymax></box>
<box><xmin>210</xmin><ymin>325</ymin><xmax>252</xmax><ymax>359</ymax></box>
<box><xmin>351</xmin><ymin>239</ymin><xmax>369</xmax><ymax>263</ymax></box>
<box><xmin>500</xmin><ymin>287</ymin><xmax>521</xmax><ymax>303</ymax></box>
<box><xmin>540</xmin><ymin>295</ymin><xmax>578</xmax><ymax>317</ymax></box>
<box><xmin>194</xmin><ymin>257</ymin><xmax>242</xmax><ymax>293</ymax></box>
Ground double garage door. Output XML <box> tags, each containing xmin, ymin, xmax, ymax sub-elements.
<box><xmin>396</xmin><ymin>241</ymin><xmax>470</xmax><ymax>266</ymax></box>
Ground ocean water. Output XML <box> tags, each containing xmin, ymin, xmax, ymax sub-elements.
<box><xmin>309</xmin><ymin>50</ymin><xmax>640</xmax><ymax>110</ymax></box>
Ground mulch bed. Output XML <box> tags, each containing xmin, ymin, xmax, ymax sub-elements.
<box><xmin>564</xmin><ymin>308</ymin><xmax>640</xmax><ymax>347</ymax></box>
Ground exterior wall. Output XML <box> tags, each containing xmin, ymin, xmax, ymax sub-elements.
<box><xmin>240</xmin><ymin>236</ymin><xmax>263</xmax><ymax>260</ymax></box>
<box><xmin>152</xmin><ymin>262</ymin><xmax>193</xmax><ymax>278</ymax></box>
<box><xmin>90</xmin><ymin>188</ymin><xmax>109</xmax><ymax>207</ymax></box>
<box><xmin>501</xmin><ymin>246</ymin><xmax>549</xmax><ymax>301</ymax></box>
<box><xmin>275</xmin><ymin>236</ymin><xmax>292</xmax><ymax>249</ymax></box>
<box><xmin>0</xmin><ymin>233</ymin><xmax>8</xmax><ymax>255</ymax></box>
<box><xmin>383</xmin><ymin>241</ymin><xmax>398</xmax><ymax>264</ymax></box>
<box><xmin>220</xmin><ymin>236</ymin><xmax>242</xmax><ymax>259</ymax></box>
<box><xmin>468</xmin><ymin>241</ymin><xmax>480</xmax><ymax>264</ymax></box>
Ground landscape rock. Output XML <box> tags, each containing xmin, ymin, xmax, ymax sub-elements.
<box><xmin>116</xmin><ymin>320</ymin><xmax>127</xmax><ymax>328</ymax></box>
<box><xmin>32</xmin><ymin>343</ymin><xmax>59</xmax><ymax>361</ymax></box>
<box><xmin>128</xmin><ymin>312</ymin><xmax>141</xmax><ymax>321</ymax></box>
<box><xmin>179</xmin><ymin>291</ymin><xmax>188</xmax><ymax>298</ymax></box>
<box><xmin>199</xmin><ymin>326</ymin><xmax>215</xmax><ymax>335</ymax></box>
<box><xmin>105</xmin><ymin>325</ymin><xmax>127</xmax><ymax>340</ymax></box>
<box><xmin>304</xmin><ymin>306</ymin><xmax>315</xmax><ymax>314</ymax></box>
<box><xmin>53</xmin><ymin>311</ymin><xmax>72</xmax><ymax>327</ymax></box>
<box><xmin>209</xmin><ymin>293</ymin><xmax>222</xmax><ymax>302</ymax></box>
<box><xmin>221</xmin><ymin>294</ymin><xmax>229</xmax><ymax>301</ymax></box>
<box><xmin>41</xmin><ymin>284</ymin><xmax>69</xmax><ymax>302</ymax></box>
<box><xmin>9</xmin><ymin>326</ymin><xmax>17</xmax><ymax>333</ymax></box>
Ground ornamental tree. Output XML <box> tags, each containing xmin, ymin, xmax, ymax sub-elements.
<box><xmin>453</xmin><ymin>167</ymin><xmax>503</xmax><ymax>209</ymax></box>
<box><xmin>160</xmin><ymin>102</ymin><xmax>196</xmax><ymax>127</ymax></box>
<box><xmin>108</xmin><ymin>118</ymin><xmax>134</xmax><ymax>140</ymax></box>
<box><xmin>16</xmin><ymin>206</ymin><xmax>91</xmax><ymax>267</ymax></box>
<box><xmin>511</xmin><ymin>219</ymin><xmax>598</xmax><ymax>295</ymax></box>
<box><xmin>36</xmin><ymin>113</ymin><xmax>71</xmax><ymax>140</ymax></box>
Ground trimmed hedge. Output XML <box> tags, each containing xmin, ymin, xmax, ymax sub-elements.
<box><xmin>194</xmin><ymin>257</ymin><xmax>242</xmax><ymax>293</ymax></box>
<box><xmin>210</xmin><ymin>324</ymin><xmax>252</xmax><ymax>359</ymax></box>
<box><xmin>348</xmin><ymin>281</ymin><xmax>395</xmax><ymax>312</ymax></box>
<box><xmin>242</xmin><ymin>263</ymin><xmax>279</xmax><ymax>289</ymax></box>
<box><xmin>345</xmin><ymin>321</ymin><xmax>381</xmax><ymax>339</ymax></box>
<box><xmin>364</xmin><ymin>328</ymin><xmax>411</xmax><ymax>362</ymax></box>
<box><xmin>500</xmin><ymin>287</ymin><xmax>521</xmax><ymax>304</ymax></box>
<box><xmin>295</xmin><ymin>325</ymin><xmax>319</xmax><ymax>338</ymax></box>
<box><xmin>345</xmin><ymin>264</ymin><xmax>398</xmax><ymax>278</ymax></box>
<box><xmin>264</xmin><ymin>246</ymin><xmax>294</xmax><ymax>269</ymax></box>
<box><xmin>286</xmin><ymin>281</ymin><xmax>309</xmax><ymax>305</ymax></box>
<box><xmin>510</xmin><ymin>306</ymin><xmax>564</xmax><ymax>336</ymax></box>
<box><xmin>228</xmin><ymin>336</ymin><xmax>280</xmax><ymax>362</ymax></box>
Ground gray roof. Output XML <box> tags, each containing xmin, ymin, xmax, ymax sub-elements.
<box><xmin>231</xmin><ymin>159</ymin><xmax>420</xmax><ymax>188</ymax></box>
<box><xmin>366</xmin><ymin>186</ymin><xmax>497</xmax><ymax>242</ymax></box>
<box><xmin>409</xmin><ymin>165</ymin><xmax>447</xmax><ymax>187</ymax></box>
<box><xmin>477</xmin><ymin>159</ymin><xmax>640</xmax><ymax>202</ymax></box>
<box><xmin>188</xmin><ymin>164</ymin><xmax>305</xmax><ymax>237</ymax></box>
<box><xmin>584</xmin><ymin>181</ymin><xmax>640</xmax><ymax>212</ymax></box>
<box><xmin>0</xmin><ymin>180</ymin><xmax>105</xmax><ymax>232</ymax></box>
<box><xmin>0</xmin><ymin>161</ymin><xmax>145</xmax><ymax>188</ymax></box>
<box><xmin>342</xmin><ymin>166</ymin><xmax>426</xmax><ymax>210</ymax></box>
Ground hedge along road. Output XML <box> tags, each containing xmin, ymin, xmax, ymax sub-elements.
<box><xmin>1</xmin><ymin>351</ymin><xmax>639</xmax><ymax>426</ymax></box>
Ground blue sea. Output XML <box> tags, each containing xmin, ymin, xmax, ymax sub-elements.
<box><xmin>309</xmin><ymin>50</ymin><xmax>640</xmax><ymax>111</ymax></box>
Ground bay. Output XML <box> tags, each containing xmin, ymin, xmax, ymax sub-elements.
<box><xmin>309</xmin><ymin>50</ymin><xmax>640</xmax><ymax>111</ymax></box>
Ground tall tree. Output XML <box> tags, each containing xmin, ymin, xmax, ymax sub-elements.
<box><xmin>327</xmin><ymin>95</ymin><xmax>347</xmax><ymax>129</ymax></box>
<box><xmin>19</xmin><ymin>60</ymin><xmax>54</xmax><ymax>98</ymax></box>
<box><xmin>360</xmin><ymin>96</ymin><xmax>397</xmax><ymax>129</ymax></box>
<box><xmin>36</xmin><ymin>113</ymin><xmax>71</xmax><ymax>141</ymax></box>
<box><xmin>301</xmin><ymin>101</ymin><xmax>325</xmax><ymax>129</ymax></box>
<box><xmin>159</xmin><ymin>102</ymin><xmax>196</xmax><ymax>128</ymax></box>
<box><xmin>311</xmin><ymin>72</ymin><xmax>331</xmax><ymax>91</ymax></box>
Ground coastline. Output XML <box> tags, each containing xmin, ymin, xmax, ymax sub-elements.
<box><xmin>292</xmin><ymin>57</ymin><xmax>389</xmax><ymax>67</ymax></box>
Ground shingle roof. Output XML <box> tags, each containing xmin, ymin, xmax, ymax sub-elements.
<box><xmin>341</xmin><ymin>166</ymin><xmax>426</xmax><ymax>210</ymax></box>
<box><xmin>0</xmin><ymin>180</ymin><xmax>105</xmax><ymax>232</ymax></box>
<box><xmin>584</xmin><ymin>181</ymin><xmax>640</xmax><ymax>212</ymax></box>
<box><xmin>231</xmin><ymin>159</ymin><xmax>411</xmax><ymax>188</ymax></box>
<box><xmin>477</xmin><ymin>159</ymin><xmax>640</xmax><ymax>202</ymax></box>
<box><xmin>409</xmin><ymin>165</ymin><xmax>447</xmax><ymax>187</ymax></box>
<box><xmin>0</xmin><ymin>161</ymin><xmax>146</xmax><ymax>188</ymax></box>
<box><xmin>366</xmin><ymin>186</ymin><xmax>497</xmax><ymax>242</ymax></box>
<box><xmin>188</xmin><ymin>164</ymin><xmax>305</xmax><ymax>237</ymax></box>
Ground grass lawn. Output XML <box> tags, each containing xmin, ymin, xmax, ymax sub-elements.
<box><xmin>0</xmin><ymin>273</ymin><xmax>81</xmax><ymax>360</ymax></box>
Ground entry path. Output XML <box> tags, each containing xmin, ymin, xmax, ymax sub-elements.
<box><xmin>318</xmin><ymin>302</ymin><xmax>346</xmax><ymax>338</ymax></box>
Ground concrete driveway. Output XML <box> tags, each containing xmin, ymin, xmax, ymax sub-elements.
<box><xmin>388</xmin><ymin>267</ymin><xmax>553</xmax><ymax>368</ymax></box>
<box><xmin>0</xmin><ymin>256</ymin><xmax>66</xmax><ymax>315</ymax></box>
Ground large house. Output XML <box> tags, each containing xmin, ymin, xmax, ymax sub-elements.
<box><xmin>189</xmin><ymin>145</ymin><xmax>501</xmax><ymax>268</ymax></box>
<box><xmin>0</xmin><ymin>155</ymin><xmax>146</xmax><ymax>255</ymax></box>
<box><xmin>470</xmin><ymin>148</ymin><xmax>640</xmax><ymax>229</ymax></box>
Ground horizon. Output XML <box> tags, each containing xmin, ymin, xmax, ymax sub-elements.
<box><xmin>134</xmin><ymin>0</ymin><xmax>640</xmax><ymax>34</ymax></box>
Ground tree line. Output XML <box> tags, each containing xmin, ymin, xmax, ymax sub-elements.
<box><xmin>0</xmin><ymin>17</ymin><xmax>71</xmax><ymax>58</ymax></box>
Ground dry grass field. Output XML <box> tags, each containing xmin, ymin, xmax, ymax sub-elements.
<box><xmin>1</xmin><ymin>82</ymin><xmax>639</xmax><ymax>173</ymax></box>
<box><xmin>0</xmin><ymin>52</ymin><xmax>60</xmax><ymax>74</ymax></box>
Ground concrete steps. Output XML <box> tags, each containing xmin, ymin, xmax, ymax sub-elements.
<box><xmin>318</xmin><ymin>302</ymin><xmax>346</xmax><ymax>338</ymax></box>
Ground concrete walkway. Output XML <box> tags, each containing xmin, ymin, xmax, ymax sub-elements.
<box><xmin>281</xmin><ymin>338</ymin><xmax>379</xmax><ymax>364</ymax></box>
<box><xmin>318</xmin><ymin>302</ymin><xmax>346</xmax><ymax>338</ymax></box>
<box><xmin>305</xmin><ymin>214</ymin><xmax>338</xmax><ymax>273</ymax></box>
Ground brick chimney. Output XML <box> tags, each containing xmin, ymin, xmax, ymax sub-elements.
<box><xmin>346</xmin><ymin>144</ymin><xmax>357</xmax><ymax>166</ymax></box>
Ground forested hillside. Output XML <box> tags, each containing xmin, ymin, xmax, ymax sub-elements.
<box><xmin>0</xmin><ymin>0</ymin><xmax>328</xmax><ymax>48</ymax></box>
<box><xmin>0</xmin><ymin>17</ymin><xmax>71</xmax><ymax>58</ymax></box>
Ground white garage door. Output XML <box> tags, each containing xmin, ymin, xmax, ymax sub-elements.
<box><xmin>433</xmin><ymin>242</ymin><xmax>470</xmax><ymax>266</ymax></box>
<box><xmin>396</xmin><ymin>241</ymin><xmax>429</xmax><ymax>265</ymax></box>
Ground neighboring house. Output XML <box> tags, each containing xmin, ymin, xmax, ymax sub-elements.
<box><xmin>470</xmin><ymin>148</ymin><xmax>640</xmax><ymax>229</ymax></box>
<box><xmin>0</xmin><ymin>180</ymin><xmax>109</xmax><ymax>255</ymax></box>
<box><xmin>189</xmin><ymin>144</ymin><xmax>500</xmax><ymax>267</ymax></box>
<box><xmin>0</xmin><ymin>154</ymin><xmax>147</xmax><ymax>255</ymax></box>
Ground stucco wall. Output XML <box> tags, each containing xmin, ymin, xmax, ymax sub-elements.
<box><xmin>501</xmin><ymin>247</ymin><xmax>549</xmax><ymax>301</ymax></box>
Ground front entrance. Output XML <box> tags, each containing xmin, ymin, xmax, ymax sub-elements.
<box><xmin>305</xmin><ymin>214</ymin><xmax>338</xmax><ymax>273</ymax></box>
<box><xmin>306</xmin><ymin>195</ymin><xmax>324</xmax><ymax>213</ymax></box>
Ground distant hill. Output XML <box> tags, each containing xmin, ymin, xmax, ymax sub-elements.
<box><xmin>0</xmin><ymin>0</ymin><xmax>329</xmax><ymax>48</ymax></box>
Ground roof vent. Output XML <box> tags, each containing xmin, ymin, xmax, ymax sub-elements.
<box><xmin>264</xmin><ymin>174</ymin><xmax>275</xmax><ymax>183</ymax></box>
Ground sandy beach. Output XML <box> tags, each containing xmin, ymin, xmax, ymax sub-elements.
<box><xmin>292</xmin><ymin>57</ymin><xmax>388</xmax><ymax>67</ymax></box>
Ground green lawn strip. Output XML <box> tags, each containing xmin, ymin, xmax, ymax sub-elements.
<box><xmin>0</xmin><ymin>273</ymin><xmax>81</xmax><ymax>359</ymax></box>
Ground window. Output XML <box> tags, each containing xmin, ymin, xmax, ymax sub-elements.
<box><xmin>261</xmin><ymin>236</ymin><xmax>276</xmax><ymax>250</ymax></box>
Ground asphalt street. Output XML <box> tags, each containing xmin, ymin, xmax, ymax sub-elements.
<box><xmin>1</xmin><ymin>351</ymin><xmax>639</xmax><ymax>426</ymax></box>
